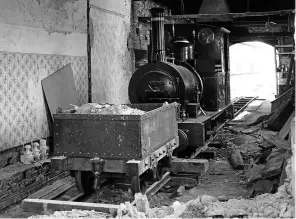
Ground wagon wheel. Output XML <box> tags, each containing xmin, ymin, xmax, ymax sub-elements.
<box><xmin>131</xmin><ymin>176</ymin><xmax>147</xmax><ymax>195</ymax></box>
<box><xmin>75</xmin><ymin>171</ymin><xmax>95</xmax><ymax>194</ymax></box>
<box><xmin>154</xmin><ymin>162</ymin><xmax>165</xmax><ymax>181</ymax></box>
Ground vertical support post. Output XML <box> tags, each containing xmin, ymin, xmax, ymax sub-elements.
<box><xmin>224</xmin><ymin>33</ymin><xmax>231</xmax><ymax>104</ymax></box>
<box><xmin>274</xmin><ymin>46</ymin><xmax>279</xmax><ymax>96</ymax></box>
<box><xmin>285</xmin><ymin>53</ymin><xmax>295</xmax><ymax>91</ymax></box>
<box><xmin>87</xmin><ymin>0</ymin><xmax>92</xmax><ymax>103</ymax></box>
<box><xmin>246</xmin><ymin>0</ymin><xmax>250</xmax><ymax>12</ymax></box>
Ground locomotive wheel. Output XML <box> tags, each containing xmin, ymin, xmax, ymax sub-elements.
<box><xmin>74</xmin><ymin>171</ymin><xmax>95</xmax><ymax>194</ymax></box>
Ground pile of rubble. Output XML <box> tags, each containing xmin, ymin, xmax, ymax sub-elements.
<box><xmin>117</xmin><ymin>156</ymin><xmax>294</xmax><ymax>218</ymax></box>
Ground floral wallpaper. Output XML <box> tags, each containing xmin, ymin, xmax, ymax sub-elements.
<box><xmin>0</xmin><ymin>52</ymin><xmax>88</xmax><ymax>151</ymax></box>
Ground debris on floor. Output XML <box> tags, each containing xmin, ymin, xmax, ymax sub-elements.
<box><xmin>28</xmin><ymin>209</ymin><xmax>112</xmax><ymax>218</ymax></box>
<box><xmin>6</xmin><ymin>99</ymin><xmax>295</xmax><ymax>219</ymax></box>
<box><xmin>116</xmin><ymin>156</ymin><xmax>294</xmax><ymax>218</ymax></box>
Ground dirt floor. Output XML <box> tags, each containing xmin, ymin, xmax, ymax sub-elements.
<box><xmin>0</xmin><ymin>99</ymin><xmax>280</xmax><ymax>218</ymax></box>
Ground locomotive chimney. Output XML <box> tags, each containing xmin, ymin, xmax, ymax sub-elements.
<box><xmin>150</xmin><ymin>8</ymin><xmax>165</xmax><ymax>62</ymax></box>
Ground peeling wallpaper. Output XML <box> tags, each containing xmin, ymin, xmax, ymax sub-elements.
<box><xmin>90</xmin><ymin>0</ymin><xmax>133</xmax><ymax>104</ymax></box>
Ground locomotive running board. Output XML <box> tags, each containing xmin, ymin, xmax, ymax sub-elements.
<box><xmin>185</xmin><ymin>96</ymin><xmax>257</xmax><ymax>159</ymax></box>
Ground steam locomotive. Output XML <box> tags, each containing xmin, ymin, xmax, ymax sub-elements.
<box><xmin>129</xmin><ymin>8</ymin><xmax>234</xmax><ymax>156</ymax></box>
<box><xmin>52</xmin><ymin>8</ymin><xmax>234</xmax><ymax>195</ymax></box>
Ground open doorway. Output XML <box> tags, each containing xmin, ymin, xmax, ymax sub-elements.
<box><xmin>230</xmin><ymin>42</ymin><xmax>277</xmax><ymax>101</ymax></box>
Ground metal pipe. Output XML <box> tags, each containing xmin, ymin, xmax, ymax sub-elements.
<box><xmin>87</xmin><ymin>0</ymin><xmax>92</xmax><ymax>102</ymax></box>
<box><xmin>150</xmin><ymin>8</ymin><xmax>165</xmax><ymax>62</ymax></box>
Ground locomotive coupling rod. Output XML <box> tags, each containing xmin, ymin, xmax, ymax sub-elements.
<box><xmin>90</xmin><ymin>157</ymin><xmax>105</xmax><ymax>192</ymax></box>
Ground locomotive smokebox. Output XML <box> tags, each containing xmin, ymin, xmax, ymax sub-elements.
<box><xmin>150</xmin><ymin>8</ymin><xmax>166</xmax><ymax>62</ymax></box>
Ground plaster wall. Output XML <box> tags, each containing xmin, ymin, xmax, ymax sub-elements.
<box><xmin>0</xmin><ymin>0</ymin><xmax>88</xmax><ymax>152</ymax></box>
<box><xmin>90</xmin><ymin>0</ymin><xmax>133</xmax><ymax>104</ymax></box>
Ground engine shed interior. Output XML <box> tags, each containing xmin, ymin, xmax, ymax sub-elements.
<box><xmin>0</xmin><ymin>0</ymin><xmax>294</xmax><ymax>218</ymax></box>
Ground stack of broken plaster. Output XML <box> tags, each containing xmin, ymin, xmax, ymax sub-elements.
<box><xmin>117</xmin><ymin>157</ymin><xmax>294</xmax><ymax>218</ymax></box>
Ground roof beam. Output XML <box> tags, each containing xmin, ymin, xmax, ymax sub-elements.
<box><xmin>138</xmin><ymin>9</ymin><xmax>295</xmax><ymax>24</ymax></box>
<box><xmin>230</xmin><ymin>32</ymin><xmax>293</xmax><ymax>42</ymax></box>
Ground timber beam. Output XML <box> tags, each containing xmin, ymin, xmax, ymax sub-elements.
<box><xmin>138</xmin><ymin>9</ymin><xmax>295</xmax><ymax>24</ymax></box>
<box><xmin>22</xmin><ymin>199</ymin><xmax>119</xmax><ymax>216</ymax></box>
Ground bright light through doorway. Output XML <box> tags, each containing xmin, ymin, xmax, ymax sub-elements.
<box><xmin>230</xmin><ymin>41</ymin><xmax>277</xmax><ymax>101</ymax></box>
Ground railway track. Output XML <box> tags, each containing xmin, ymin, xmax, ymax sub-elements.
<box><xmin>21</xmin><ymin>171</ymin><xmax>174</xmax><ymax>216</ymax></box>
<box><xmin>232</xmin><ymin>96</ymin><xmax>257</xmax><ymax>117</ymax></box>
<box><xmin>189</xmin><ymin>96</ymin><xmax>257</xmax><ymax>159</ymax></box>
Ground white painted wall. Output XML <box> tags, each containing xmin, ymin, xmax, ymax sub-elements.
<box><xmin>0</xmin><ymin>0</ymin><xmax>87</xmax><ymax>56</ymax></box>
<box><xmin>90</xmin><ymin>0</ymin><xmax>129</xmax><ymax>15</ymax></box>
<box><xmin>0</xmin><ymin>22</ymin><xmax>86</xmax><ymax>56</ymax></box>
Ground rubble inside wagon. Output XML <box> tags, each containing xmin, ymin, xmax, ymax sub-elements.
<box><xmin>57</xmin><ymin>103</ymin><xmax>146</xmax><ymax>115</ymax></box>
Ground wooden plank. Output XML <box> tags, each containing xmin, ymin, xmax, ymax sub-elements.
<box><xmin>271</xmin><ymin>87</ymin><xmax>294</xmax><ymax>112</ymax></box>
<box><xmin>139</xmin><ymin>9</ymin><xmax>295</xmax><ymax>24</ymax></box>
<box><xmin>275</xmin><ymin>45</ymin><xmax>294</xmax><ymax>48</ymax></box>
<box><xmin>41</xmin><ymin>63</ymin><xmax>79</xmax><ymax>118</ymax></box>
<box><xmin>261</xmin><ymin>148</ymin><xmax>287</xmax><ymax>179</ymax></box>
<box><xmin>22</xmin><ymin>199</ymin><xmax>119</xmax><ymax>215</ymax></box>
<box><xmin>276</xmin><ymin>52</ymin><xmax>295</xmax><ymax>55</ymax></box>
<box><xmin>28</xmin><ymin>176</ymin><xmax>72</xmax><ymax>199</ymax></box>
<box><xmin>279</xmin><ymin>111</ymin><xmax>295</xmax><ymax>139</ymax></box>
<box><xmin>279</xmin><ymin>154</ymin><xmax>289</xmax><ymax>186</ymax></box>
<box><xmin>145</xmin><ymin>172</ymin><xmax>170</xmax><ymax>198</ymax></box>
<box><xmin>170</xmin><ymin>175</ymin><xmax>199</xmax><ymax>187</ymax></box>
<box><xmin>41</xmin><ymin>180</ymin><xmax>75</xmax><ymax>200</ymax></box>
<box><xmin>0</xmin><ymin>171</ymin><xmax>69</xmax><ymax>211</ymax></box>
<box><xmin>170</xmin><ymin>158</ymin><xmax>209</xmax><ymax>174</ymax></box>
<box><xmin>68</xmin><ymin>192</ymin><xmax>85</xmax><ymax>201</ymax></box>
<box><xmin>264</xmin><ymin>135</ymin><xmax>291</xmax><ymax>150</ymax></box>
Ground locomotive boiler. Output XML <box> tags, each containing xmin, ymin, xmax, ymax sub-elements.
<box><xmin>129</xmin><ymin>8</ymin><xmax>234</xmax><ymax>156</ymax></box>
<box><xmin>129</xmin><ymin>8</ymin><xmax>203</xmax><ymax>119</ymax></box>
